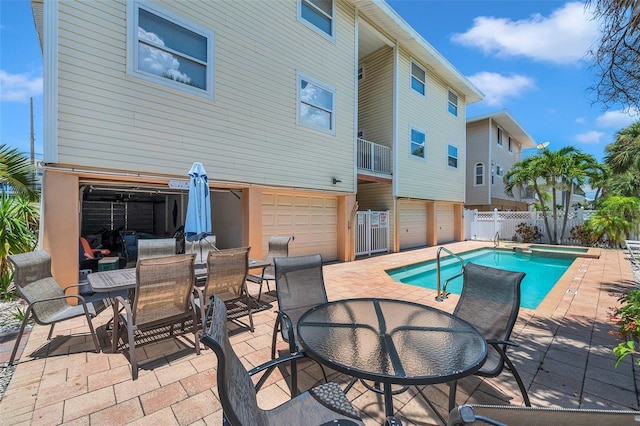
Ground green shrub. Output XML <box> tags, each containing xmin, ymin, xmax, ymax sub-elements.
<box><xmin>609</xmin><ymin>290</ymin><xmax>640</xmax><ymax>367</ymax></box>
<box><xmin>515</xmin><ymin>222</ymin><xmax>542</xmax><ymax>243</ymax></box>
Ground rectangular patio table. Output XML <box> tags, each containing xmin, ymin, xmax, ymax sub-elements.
<box><xmin>87</xmin><ymin>258</ymin><xmax>270</xmax><ymax>293</ymax></box>
<box><xmin>296</xmin><ymin>298</ymin><xmax>488</xmax><ymax>423</ymax></box>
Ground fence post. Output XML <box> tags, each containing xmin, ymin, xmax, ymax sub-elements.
<box><xmin>493</xmin><ymin>208</ymin><xmax>499</xmax><ymax>238</ymax></box>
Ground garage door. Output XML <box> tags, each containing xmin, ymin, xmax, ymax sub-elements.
<box><xmin>399</xmin><ymin>200</ymin><xmax>427</xmax><ymax>250</ymax></box>
<box><xmin>262</xmin><ymin>192</ymin><xmax>338</xmax><ymax>261</ymax></box>
<box><xmin>437</xmin><ymin>203</ymin><xmax>455</xmax><ymax>244</ymax></box>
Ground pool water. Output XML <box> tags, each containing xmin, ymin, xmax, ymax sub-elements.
<box><xmin>386</xmin><ymin>248</ymin><xmax>575</xmax><ymax>309</ymax></box>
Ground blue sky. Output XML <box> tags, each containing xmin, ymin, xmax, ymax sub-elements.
<box><xmin>1</xmin><ymin>0</ymin><xmax>638</xmax><ymax>163</ymax></box>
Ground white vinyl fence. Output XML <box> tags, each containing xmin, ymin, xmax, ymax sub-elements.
<box><xmin>355</xmin><ymin>210</ymin><xmax>390</xmax><ymax>256</ymax></box>
<box><xmin>464</xmin><ymin>208</ymin><xmax>597</xmax><ymax>244</ymax></box>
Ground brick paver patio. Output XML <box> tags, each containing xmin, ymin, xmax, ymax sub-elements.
<box><xmin>1</xmin><ymin>241</ymin><xmax>638</xmax><ymax>425</ymax></box>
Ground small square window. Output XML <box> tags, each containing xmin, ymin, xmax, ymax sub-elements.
<box><xmin>297</xmin><ymin>73</ymin><xmax>335</xmax><ymax>134</ymax></box>
<box><xmin>447</xmin><ymin>90</ymin><xmax>458</xmax><ymax>116</ymax></box>
<box><xmin>358</xmin><ymin>65</ymin><xmax>364</xmax><ymax>81</ymax></box>
<box><xmin>410</xmin><ymin>127</ymin><xmax>426</xmax><ymax>159</ymax></box>
<box><xmin>299</xmin><ymin>0</ymin><xmax>334</xmax><ymax>39</ymax></box>
<box><xmin>496</xmin><ymin>164</ymin><xmax>504</xmax><ymax>177</ymax></box>
<box><xmin>411</xmin><ymin>61</ymin><xmax>426</xmax><ymax>96</ymax></box>
<box><xmin>447</xmin><ymin>144</ymin><xmax>458</xmax><ymax>169</ymax></box>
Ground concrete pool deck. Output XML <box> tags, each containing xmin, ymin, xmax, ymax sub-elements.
<box><xmin>0</xmin><ymin>241</ymin><xmax>638</xmax><ymax>425</ymax></box>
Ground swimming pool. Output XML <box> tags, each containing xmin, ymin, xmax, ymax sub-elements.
<box><xmin>386</xmin><ymin>248</ymin><xmax>575</xmax><ymax>309</ymax></box>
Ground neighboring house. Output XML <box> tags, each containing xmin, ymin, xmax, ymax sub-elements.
<box><xmin>355</xmin><ymin>5</ymin><xmax>482</xmax><ymax>250</ymax></box>
<box><xmin>31</xmin><ymin>0</ymin><xmax>480</xmax><ymax>286</ymax></box>
<box><xmin>465</xmin><ymin>110</ymin><xmax>537</xmax><ymax>211</ymax></box>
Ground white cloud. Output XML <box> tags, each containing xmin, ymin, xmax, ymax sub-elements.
<box><xmin>0</xmin><ymin>70</ymin><xmax>43</xmax><ymax>102</ymax></box>
<box><xmin>574</xmin><ymin>131</ymin><xmax>604</xmax><ymax>144</ymax></box>
<box><xmin>595</xmin><ymin>108</ymin><xmax>640</xmax><ymax>128</ymax></box>
<box><xmin>451</xmin><ymin>2</ymin><xmax>597</xmax><ymax>65</ymax></box>
<box><xmin>575</xmin><ymin>117</ymin><xmax>585</xmax><ymax>124</ymax></box>
<box><xmin>467</xmin><ymin>72</ymin><xmax>535</xmax><ymax>106</ymax></box>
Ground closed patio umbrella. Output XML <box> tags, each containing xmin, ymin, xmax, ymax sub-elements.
<box><xmin>185</xmin><ymin>162</ymin><xmax>211</xmax><ymax>242</ymax></box>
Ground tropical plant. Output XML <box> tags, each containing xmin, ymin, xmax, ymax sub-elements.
<box><xmin>585</xmin><ymin>196</ymin><xmax>640</xmax><ymax>247</ymax></box>
<box><xmin>603</xmin><ymin>121</ymin><xmax>640</xmax><ymax>198</ymax></box>
<box><xmin>0</xmin><ymin>144</ymin><xmax>37</xmax><ymax>201</ymax></box>
<box><xmin>569</xmin><ymin>224</ymin><xmax>600</xmax><ymax>247</ymax></box>
<box><xmin>609</xmin><ymin>289</ymin><xmax>640</xmax><ymax>367</ymax></box>
<box><xmin>515</xmin><ymin>222</ymin><xmax>543</xmax><ymax>243</ymax></box>
<box><xmin>504</xmin><ymin>147</ymin><xmax>601</xmax><ymax>244</ymax></box>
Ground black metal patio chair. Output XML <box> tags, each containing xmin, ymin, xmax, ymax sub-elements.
<box><xmin>446</xmin><ymin>263</ymin><xmax>530</xmax><ymax>411</ymax></box>
<box><xmin>201</xmin><ymin>295</ymin><xmax>365</xmax><ymax>426</ymax></box>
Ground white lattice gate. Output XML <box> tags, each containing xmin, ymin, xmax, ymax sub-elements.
<box><xmin>355</xmin><ymin>210</ymin><xmax>390</xmax><ymax>256</ymax></box>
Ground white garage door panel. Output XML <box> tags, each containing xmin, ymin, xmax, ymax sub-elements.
<box><xmin>263</xmin><ymin>193</ymin><xmax>338</xmax><ymax>261</ymax></box>
<box><xmin>399</xmin><ymin>201</ymin><xmax>427</xmax><ymax>250</ymax></box>
<box><xmin>437</xmin><ymin>204</ymin><xmax>455</xmax><ymax>244</ymax></box>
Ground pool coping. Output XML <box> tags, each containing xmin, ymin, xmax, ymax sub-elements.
<box><xmin>501</xmin><ymin>243</ymin><xmax>601</xmax><ymax>259</ymax></box>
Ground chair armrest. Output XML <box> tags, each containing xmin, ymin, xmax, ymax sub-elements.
<box><xmin>275</xmin><ymin>310</ymin><xmax>297</xmax><ymax>355</ymax></box>
<box><xmin>248</xmin><ymin>352</ymin><xmax>307</xmax><ymax>393</ymax></box>
<box><xmin>30</xmin><ymin>294</ymin><xmax>94</xmax><ymax>317</ymax></box>
<box><xmin>486</xmin><ymin>339</ymin><xmax>518</xmax><ymax>348</ymax></box>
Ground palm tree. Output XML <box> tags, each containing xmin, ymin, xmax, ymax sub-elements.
<box><xmin>604</xmin><ymin>121</ymin><xmax>640</xmax><ymax>197</ymax></box>
<box><xmin>504</xmin><ymin>147</ymin><xmax>600</xmax><ymax>244</ymax></box>
<box><xmin>0</xmin><ymin>144</ymin><xmax>37</xmax><ymax>201</ymax></box>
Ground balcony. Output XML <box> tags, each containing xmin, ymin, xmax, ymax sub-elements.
<box><xmin>357</xmin><ymin>138</ymin><xmax>392</xmax><ymax>182</ymax></box>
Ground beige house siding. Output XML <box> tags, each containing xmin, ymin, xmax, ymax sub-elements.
<box><xmin>465</xmin><ymin>120</ymin><xmax>490</xmax><ymax>206</ymax></box>
<box><xmin>358</xmin><ymin>46</ymin><xmax>394</xmax><ymax>148</ymax></box>
<box><xmin>55</xmin><ymin>0</ymin><xmax>356</xmax><ymax>192</ymax></box>
<box><xmin>394</xmin><ymin>48</ymin><xmax>466</xmax><ymax>202</ymax></box>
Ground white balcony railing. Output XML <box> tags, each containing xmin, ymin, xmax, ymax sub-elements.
<box><xmin>357</xmin><ymin>138</ymin><xmax>392</xmax><ymax>176</ymax></box>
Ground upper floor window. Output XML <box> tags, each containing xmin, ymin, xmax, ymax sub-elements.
<box><xmin>297</xmin><ymin>73</ymin><xmax>335</xmax><ymax>134</ymax></box>
<box><xmin>410</xmin><ymin>127</ymin><xmax>426</xmax><ymax>159</ymax></box>
<box><xmin>508</xmin><ymin>136</ymin><xmax>513</xmax><ymax>153</ymax></box>
<box><xmin>447</xmin><ymin>90</ymin><xmax>458</xmax><ymax>116</ymax></box>
<box><xmin>358</xmin><ymin>65</ymin><xmax>364</xmax><ymax>81</ymax></box>
<box><xmin>299</xmin><ymin>0</ymin><xmax>334</xmax><ymax>40</ymax></box>
<box><xmin>447</xmin><ymin>144</ymin><xmax>458</xmax><ymax>169</ymax></box>
<box><xmin>475</xmin><ymin>163</ymin><xmax>484</xmax><ymax>186</ymax></box>
<box><xmin>411</xmin><ymin>61</ymin><xmax>426</xmax><ymax>96</ymax></box>
<box><xmin>496</xmin><ymin>164</ymin><xmax>504</xmax><ymax>177</ymax></box>
<box><xmin>497</xmin><ymin>127</ymin><xmax>503</xmax><ymax>147</ymax></box>
<box><xmin>128</xmin><ymin>2</ymin><xmax>214</xmax><ymax>99</ymax></box>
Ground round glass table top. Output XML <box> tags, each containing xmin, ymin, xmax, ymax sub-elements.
<box><xmin>297</xmin><ymin>298</ymin><xmax>487</xmax><ymax>385</ymax></box>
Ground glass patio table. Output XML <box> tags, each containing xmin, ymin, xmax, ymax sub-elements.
<box><xmin>297</xmin><ymin>298</ymin><xmax>487</xmax><ymax>421</ymax></box>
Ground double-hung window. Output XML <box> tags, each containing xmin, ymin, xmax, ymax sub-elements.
<box><xmin>447</xmin><ymin>144</ymin><xmax>458</xmax><ymax>169</ymax></box>
<box><xmin>411</xmin><ymin>61</ymin><xmax>426</xmax><ymax>96</ymax></box>
<box><xmin>496</xmin><ymin>164</ymin><xmax>504</xmax><ymax>177</ymax></box>
<box><xmin>128</xmin><ymin>2</ymin><xmax>214</xmax><ymax>99</ymax></box>
<box><xmin>475</xmin><ymin>163</ymin><xmax>484</xmax><ymax>186</ymax></box>
<box><xmin>410</xmin><ymin>127</ymin><xmax>426</xmax><ymax>159</ymax></box>
<box><xmin>299</xmin><ymin>0</ymin><xmax>334</xmax><ymax>40</ymax></box>
<box><xmin>297</xmin><ymin>73</ymin><xmax>335</xmax><ymax>134</ymax></box>
<box><xmin>497</xmin><ymin>127</ymin><xmax>503</xmax><ymax>147</ymax></box>
<box><xmin>448</xmin><ymin>90</ymin><xmax>458</xmax><ymax>116</ymax></box>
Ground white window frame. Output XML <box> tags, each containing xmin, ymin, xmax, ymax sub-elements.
<box><xmin>447</xmin><ymin>144</ymin><xmax>458</xmax><ymax>169</ymax></box>
<box><xmin>497</xmin><ymin>127</ymin><xmax>503</xmax><ymax>147</ymax></box>
<box><xmin>127</xmin><ymin>1</ymin><xmax>215</xmax><ymax>99</ymax></box>
<box><xmin>491</xmin><ymin>162</ymin><xmax>495</xmax><ymax>185</ymax></box>
<box><xmin>508</xmin><ymin>136</ymin><xmax>513</xmax><ymax>153</ymax></box>
<box><xmin>297</xmin><ymin>73</ymin><xmax>336</xmax><ymax>135</ymax></box>
<box><xmin>410</xmin><ymin>60</ymin><xmax>426</xmax><ymax>97</ymax></box>
<box><xmin>358</xmin><ymin>65</ymin><xmax>364</xmax><ymax>82</ymax></box>
<box><xmin>496</xmin><ymin>164</ymin><xmax>504</xmax><ymax>178</ymax></box>
<box><xmin>298</xmin><ymin>0</ymin><xmax>335</xmax><ymax>41</ymax></box>
<box><xmin>474</xmin><ymin>162</ymin><xmax>484</xmax><ymax>186</ymax></box>
<box><xmin>409</xmin><ymin>126</ymin><xmax>426</xmax><ymax>160</ymax></box>
<box><xmin>447</xmin><ymin>89</ymin><xmax>458</xmax><ymax>117</ymax></box>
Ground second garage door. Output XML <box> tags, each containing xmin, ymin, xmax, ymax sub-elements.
<box><xmin>399</xmin><ymin>200</ymin><xmax>427</xmax><ymax>250</ymax></box>
<box><xmin>262</xmin><ymin>192</ymin><xmax>338</xmax><ymax>261</ymax></box>
<box><xmin>436</xmin><ymin>203</ymin><xmax>455</xmax><ymax>244</ymax></box>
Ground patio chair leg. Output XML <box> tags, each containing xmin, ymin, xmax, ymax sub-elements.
<box><xmin>85</xmin><ymin>312</ymin><xmax>101</xmax><ymax>353</ymax></box>
<box><xmin>499</xmin><ymin>348</ymin><xmax>531</xmax><ymax>406</ymax></box>
<box><xmin>291</xmin><ymin>357</ymin><xmax>299</xmax><ymax>397</ymax></box>
<box><xmin>9</xmin><ymin>308</ymin><xmax>33</xmax><ymax>365</ymax></box>
<box><xmin>271</xmin><ymin>319</ymin><xmax>280</xmax><ymax>359</ymax></box>
<box><xmin>47</xmin><ymin>323</ymin><xmax>55</xmax><ymax>340</ymax></box>
<box><xmin>128</xmin><ymin>325</ymin><xmax>138</xmax><ymax>380</ymax></box>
